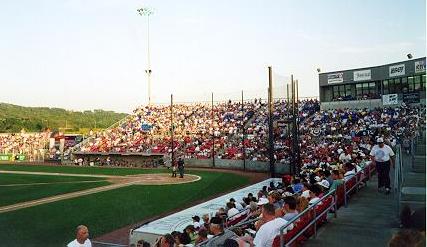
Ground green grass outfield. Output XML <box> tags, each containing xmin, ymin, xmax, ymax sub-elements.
<box><xmin>0</xmin><ymin>165</ymin><xmax>251</xmax><ymax>247</ymax></box>
<box><xmin>0</xmin><ymin>173</ymin><xmax>110</xmax><ymax>207</ymax></box>
<box><xmin>0</xmin><ymin>164</ymin><xmax>171</xmax><ymax>175</ymax></box>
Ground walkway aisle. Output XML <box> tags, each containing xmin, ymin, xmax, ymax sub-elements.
<box><xmin>304</xmin><ymin>175</ymin><xmax>400</xmax><ymax>247</ymax></box>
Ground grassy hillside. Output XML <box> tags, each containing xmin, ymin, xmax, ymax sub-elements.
<box><xmin>0</xmin><ymin>103</ymin><xmax>128</xmax><ymax>133</ymax></box>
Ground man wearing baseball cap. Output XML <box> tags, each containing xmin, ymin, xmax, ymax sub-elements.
<box><xmin>370</xmin><ymin>137</ymin><xmax>395</xmax><ymax>194</ymax></box>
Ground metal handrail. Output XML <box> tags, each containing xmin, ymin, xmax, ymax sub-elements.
<box><xmin>91</xmin><ymin>240</ymin><xmax>127</xmax><ymax>247</ymax></box>
<box><xmin>344</xmin><ymin>162</ymin><xmax>370</xmax><ymax>207</ymax></box>
<box><xmin>394</xmin><ymin>144</ymin><xmax>404</xmax><ymax>216</ymax></box>
<box><xmin>229</xmin><ymin>215</ymin><xmax>261</xmax><ymax>230</ymax></box>
<box><xmin>278</xmin><ymin>189</ymin><xmax>337</xmax><ymax>247</ymax></box>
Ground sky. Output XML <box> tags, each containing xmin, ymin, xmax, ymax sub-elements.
<box><xmin>0</xmin><ymin>0</ymin><xmax>425</xmax><ymax>113</ymax></box>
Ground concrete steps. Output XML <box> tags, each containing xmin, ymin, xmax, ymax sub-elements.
<box><xmin>403</xmin><ymin>172</ymin><xmax>426</xmax><ymax>187</ymax></box>
<box><xmin>401</xmin><ymin>138</ymin><xmax>426</xmax><ymax>212</ymax></box>
<box><xmin>401</xmin><ymin>187</ymin><xmax>426</xmax><ymax>204</ymax></box>
<box><xmin>304</xmin><ymin>177</ymin><xmax>399</xmax><ymax>247</ymax></box>
<box><xmin>412</xmin><ymin>155</ymin><xmax>426</xmax><ymax>173</ymax></box>
<box><xmin>415</xmin><ymin>144</ymin><xmax>426</xmax><ymax>155</ymax></box>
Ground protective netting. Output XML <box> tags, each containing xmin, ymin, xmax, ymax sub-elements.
<box><xmin>158</xmin><ymin>69</ymin><xmax>301</xmax><ymax>105</ymax></box>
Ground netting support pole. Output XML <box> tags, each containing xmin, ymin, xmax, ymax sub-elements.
<box><xmin>171</xmin><ymin>94</ymin><xmax>175</xmax><ymax>167</ymax></box>
<box><xmin>291</xmin><ymin>75</ymin><xmax>296</xmax><ymax>176</ymax></box>
<box><xmin>241</xmin><ymin>90</ymin><xmax>246</xmax><ymax>171</ymax></box>
<box><xmin>268</xmin><ymin>66</ymin><xmax>275</xmax><ymax>178</ymax></box>
<box><xmin>211</xmin><ymin>92</ymin><xmax>215</xmax><ymax>168</ymax></box>
<box><xmin>295</xmin><ymin>79</ymin><xmax>301</xmax><ymax>175</ymax></box>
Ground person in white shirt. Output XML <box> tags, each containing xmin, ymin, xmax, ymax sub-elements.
<box><xmin>229</xmin><ymin>198</ymin><xmax>244</xmax><ymax>211</ymax></box>
<box><xmin>67</xmin><ymin>225</ymin><xmax>92</xmax><ymax>247</ymax></box>
<box><xmin>343</xmin><ymin>162</ymin><xmax>356</xmax><ymax>182</ymax></box>
<box><xmin>253</xmin><ymin>203</ymin><xmax>292</xmax><ymax>247</ymax></box>
<box><xmin>308</xmin><ymin>185</ymin><xmax>323</xmax><ymax>205</ymax></box>
<box><xmin>339</xmin><ymin>149</ymin><xmax>352</xmax><ymax>163</ymax></box>
<box><xmin>370</xmin><ymin>137</ymin><xmax>395</xmax><ymax>194</ymax></box>
<box><xmin>226</xmin><ymin>202</ymin><xmax>240</xmax><ymax>219</ymax></box>
<box><xmin>192</xmin><ymin>215</ymin><xmax>201</xmax><ymax>229</ymax></box>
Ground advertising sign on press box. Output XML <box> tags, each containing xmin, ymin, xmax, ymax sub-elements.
<box><xmin>415</xmin><ymin>60</ymin><xmax>426</xmax><ymax>73</ymax></box>
<box><xmin>389</xmin><ymin>64</ymin><xmax>405</xmax><ymax>77</ymax></box>
<box><xmin>382</xmin><ymin>94</ymin><xmax>398</xmax><ymax>105</ymax></box>
<box><xmin>327</xmin><ymin>72</ymin><xmax>343</xmax><ymax>84</ymax></box>
<box><xmin>353</xmin><ymin>69</ymin><xmax>371</xmax><ymax>81</ymax></box>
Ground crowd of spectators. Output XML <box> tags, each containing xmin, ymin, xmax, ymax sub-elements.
<box><xmin>0</xmin><ymin>131</ymin><xmax>49</xmax><ymax>160</ymax></box>
<box><xmin>77</xmin><ymin>99</ymin><xmax>320</xmax><ymax>163</ymax></box>
<box><xmin>132</xmin><ymin>103</ymin><xmax>425</xmax><ymax>247</ymax></box>
<box><xmin>0</xmin><ymin>100</ymin><xmax>424</xmax><ymax>171</ymax></box>
<box><xmin>137</xmin><ymin>176</ymin><xmax>339</xmax><ymax>247</ymax></box>
<box><xmin>76</xmin><ymin>101</ymin><xmax>425</xmax><ymax>173</ymax></box>
<box><xmin>331</xmin><ymin>93</ymin><xmax>380</xmax><ymax>101</ymax></box>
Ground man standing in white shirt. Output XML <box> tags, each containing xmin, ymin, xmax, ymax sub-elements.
<box><xmin>67</xmin><ymin>225</ymin><xmax>92</xmax><ymax>247</ymax></box>
<box><xmin>253</xmin><ymin>203</ymin><xmax>291</xmax><ymax>247</ymax></box>
<box><xmin>370</xmin><ymin>137</ymin><xmax>395</xmax><ymax>194</ymax></box>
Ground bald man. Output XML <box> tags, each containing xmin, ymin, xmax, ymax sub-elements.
<box><xmin>67</xmin><ymin>225</ymin><xmax>92</xmax><ymax>247</ymax></box>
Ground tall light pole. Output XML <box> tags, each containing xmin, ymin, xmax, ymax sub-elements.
<box><xmin>137</xmin><ymin>7</ymin><xmax>154</xmax><ymax>105</ymax></box>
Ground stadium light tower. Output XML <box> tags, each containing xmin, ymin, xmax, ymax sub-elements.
<box><xmin>137</xmin><ymin>7</ymin><xmax>154</xmax><ymax>105</ymax></box>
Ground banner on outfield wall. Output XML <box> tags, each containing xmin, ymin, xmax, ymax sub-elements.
<box><xmin>389</xmin><ymin>64</ymin><xmax>405</xmax><ymax>77</ymax></box>
<box><xmin>382</xmin><ymin>94</ymin><xmax>398</xmax><ymax>105</ymax></box>
<box><xmin>327</xmin><ymin>72</ymin><xmax>343</xmax><ymax>84</ymax></box>
<box><xmin>353</xmin><ymin>69</ymin><xmax>371</xmax><ymax>81</ymax></box>
<box><xmin>415</xmin><ymin>60</ymin><xmax>426</xmax><ymax>73</ymax></box>
<box><xmin>17</xmin><ymin>155</ymin><xmax>26</xmax><ymax>161</ymax></box>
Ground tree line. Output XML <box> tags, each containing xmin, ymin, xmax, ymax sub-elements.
<box><xmin>0</xmin><ymin>103</ymin><xmax>128</xmax><ymax>133</ymax></box>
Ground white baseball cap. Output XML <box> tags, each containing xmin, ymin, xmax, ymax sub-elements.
<box><xmin>317</xmin><ymin>180</ymin><xmax>330</xmax><ymax>189</ymax></box>
<box><xmin>257</xmin><ymin>198</ymin><xmax>269</xmax><ymax>205</ymax></box>
<box><xmin>282</xmin><ymin>191</ymin><xmax>293</xmax><ymax>197</ymax></box>
<box><xmin>377</xmin><ymin>137</ymin><xmax>384</xmax><ymax>143</ymax></box>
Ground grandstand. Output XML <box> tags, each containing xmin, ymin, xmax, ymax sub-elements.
<box><xmin>67</xmin><ymin>99</ymin><xmax>319</xmax><ymax>172</ymax></box>
<box><xmin>0</xmin><ymin>98</ymin><xmax>425</xmax><ymax>246</ymax></box>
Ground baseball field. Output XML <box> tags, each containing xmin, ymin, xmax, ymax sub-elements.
<box><xmin>0</xmin><ymin>164</ymin><xmax>253</xmax><ymax>246</ymax></box>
